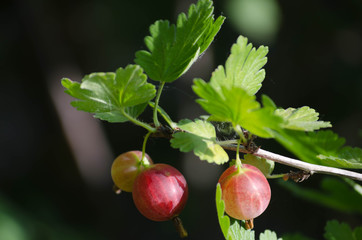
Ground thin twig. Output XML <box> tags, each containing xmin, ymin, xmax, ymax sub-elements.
<box><xmin>222</xmin><ymin>144</ymin><xmax>362</xmax><ymax>182</ymax></box>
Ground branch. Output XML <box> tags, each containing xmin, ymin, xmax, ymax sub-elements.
<box><xmin>222</xmin><ymin>144</ymin><xmax>362</xmax><ymax>182</ymax></box>
<box><xmin>149</xmin><ymin>126</ymin><xmax>362</xmax><ymax>181</ymax></box>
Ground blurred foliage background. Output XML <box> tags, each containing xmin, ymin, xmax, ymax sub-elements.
<box><xmin>1</xmin><ymin>0</ymin><xmax>361</xmax><ymax>239</ymax></box>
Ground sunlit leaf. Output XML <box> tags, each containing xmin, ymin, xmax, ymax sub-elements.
<box><xmin>170</xmin><ymin>119</ymin><xmax>228</xmax><ymax>164</ymax></box>
<box><xmin>210</xmin><ymin>36</ymin><xmax>268</xmax><ymax>95</ymax></box>
<box><xmin>135</xmin><ymin>0</ymin><xmax>224</xmax><ymax>82</ymax></box>
<box><xmin>62</xmin><ymin>65</ymin><xmax>156</xmax><ymax>123</ymax></box>
<box><xmin>275</xmin><ymin>106</ymin><xmax>331</xmax><ymax>131</ymax></box>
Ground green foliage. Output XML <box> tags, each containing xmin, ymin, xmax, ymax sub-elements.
<box><xmin>193</xmin><ymin>80</ymin><xmax>282</xmax><ymax>138</ymax></box>
<box><xmin>242</xmin><ymin>154</ymin><xmax>275</xmax><ymax>177</ymax></box>
<box><xmin>60</xmin><ymin>0</ymin><xmax>362</xmax><ymax>239</ymax></box>
<box><xmin>279</xmin><ymin>177</ymin><xmax>362</xmax><ymax>215</ymax></box>
<box><xmin>192</xmin><ymin>37</ymin><xmax>332</xmax><ymax>141</ymax></box>
<box><xmin>61</xmin><ymin>65</ymin><xmax>155</xmax><ymax>123</ymax></box>
<box><xmin>171</xmin><ymin>119</ymin><xmax>228</xmax><ymax>164</ymax></box>
<box><xmin>324</xmin><ymin>220</ymin><xmax>362</xmax><ymax>240</ymax></box>
<box><xmin>260</xmin><ymin>230</ymin><xmax>282</xmax><ymax>240</ymax></box>
<box><xmin>275</xmin><ymin>107</ymin><xmax>331</xmax><ymax>131</ymax></box>
<box><xmin>135</xmin><ymin>0</ymin><xmax>224</xmax><ymax>82</ymax></box>
<box><xmin>318</xmin><ymin>147</ymin><xmax>362</xmax><ymax>168</ymax></box>
<box><xmin>210</xmin><ymin>36</ymin><xmax>268</xmax><ymax>95</ymax></box>
<box><xmin>192</xmin><ymin>36</ymin><xmax>282</xmax><ymax>138</ymax></box>
<box><xmin>273</xmin><ymin>130</ymin><xmax>362</xmax><ymax>168</ymax></box>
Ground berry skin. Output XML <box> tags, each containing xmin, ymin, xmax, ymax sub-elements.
<box><xmin>111</xmin><ymin>151</ymin><xmax>152</xmax><ymax>192</ymax></box>
<box><xmin>218</xmin><ymin>164</ymin><xmax>271</xmax><ymax>221</ymax></box>
<box><xmin>132</xmin><ymin>164</ymin><xmax>188</xmax><ymax>222</ymax></box>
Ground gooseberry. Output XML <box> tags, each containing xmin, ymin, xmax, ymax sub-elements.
<box><xmin>111</xmin><ymin>150</ymin><xmax>152</xmax><ymax>192</ymax></box>
<box><xmin>218</xmin><ymin>164</ymin><xmax>271</xmax><ymax>222</ymax></box>
<box><xmin>132</xmin><ymin>163</ymin><xmax>188</xmax><ymax>222</ymax></box>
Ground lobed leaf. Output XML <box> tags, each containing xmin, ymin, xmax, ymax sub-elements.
<box><xmin>242</xmin><ymin>154</ymin><xmax>275</xmax><ymax>177</ymax></box>
<box><xmin>317</xmin><ymin>147</ymin><xmax>362</xmax><ymax>169</ymax></box>
<box><xmin>228</xmin><ymin>219</ymin><xmax>255</xmax><ymax>240</ymax></box>
<box><xmin>116</xmin><ymin>65</ymin><xmax>156</xmax><ymax>107</ymax></box>
<box><xmin>273</xmin><ymin>129</ymin><xmax>362</xmax><ymax>169</ymax></box>
<box><xmin>210</xmin><ymin>36</ymin><xmax>268</xmax><ymax>95</ymax></box>
<box><xmin>135</xmin><ymin>0</ymin><xmax>224</xmax><ymax>82</ymax></box>
<box><xmin>275</xmin><ymin>106</ymin><xmax>331</xmax><ymax>131</ymax></box>
<box><xmin>170</xmin><ymin>119</ymin><xmax>228</xmax><ymax>164</ymax></box>
<box><xmin>193</xmin><ymin>79</ymin><xmax>283</xmax><ymax>138</ymax></box>
<box><xmin>61</xmin><ymin>65</ymin><xmax>156</xmax><ymax>123</ymax></box>
<box><xmin>94</xmin><ymin>103</ymin><xmax>148</xmax><ymax>123</ymax></box>
<box><xmin>259</xmin><ymin>230</ymin><xmax>282</xmax><ymax>240</ymax></box>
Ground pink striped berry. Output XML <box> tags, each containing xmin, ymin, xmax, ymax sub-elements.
<box><xmin>218</xmin><ymin>164</ymin><xmax>271</xmax><ymax>221</ymax></box>
<box><xmin>132</xmin><ymin>164</ymin><xmax>188</xmax><ymax>221</ymax></box>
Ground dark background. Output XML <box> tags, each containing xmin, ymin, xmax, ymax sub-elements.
<box><xmin>1</xmin><ymin>0</ymin><xmax>361</xmax><ymax>239</ymax></box>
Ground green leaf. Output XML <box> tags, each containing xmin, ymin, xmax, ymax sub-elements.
<box><xmin>242</xmin><ymin>154</ymin><xmax>275</xmax><ymax>177</ymax></box>
<box><xmin>94</xmin><ymin>104</ymin><xmax>148</xmax><ymax>123</ymax></box>
<box><xmin>275</xmin><ymin>106</ymin><xmax>331</xmax><ymax>131</ymax></box>
<box><xmin>62</xmin><ymin>65</ymin><xmax>156</xmax><ymax>123</ymax></box>
<box><xmin>116</xmin><ymin>65</ymin><xmax>156</xmax><ymax>107</ymax></box>
<box><xmin>259</xmin><ymin>230</ymin><xmax>282</xmax><ymax>240</ymax></box>
<box><xmin>318</xmin><ymin>147</ymin><xmax>362</xmax><ymax>169</ymax></box>
<box><xmin>273</xmin><ymin>129</ymin><xmax>362</xmax><ymax>168</ymax></box>
<box><xmin>228</xmin><ymin>219</ymin><xmax>255</xmax><ymax>240</ymax></box>
<box><xmin>324</xmin><ymin>220</ymin><xmax>356</xmax><ymax>240</ymax></box>
<box><xmin>192</xmin><ymin>36</ymin><xmax>285</xmax><ymax>138</ymax></box>
<box><xmin>193</xmin><ymin>80</ymin><xmax>282</xmax><ymax>138</ymax></box>
<box><xmin>216</xmin><ymin>183</ymin><xmax>231</xmax><ymax>239</ymax></box>
<box><xmin>279</xmin><ymin>177</ymin><xmax>362</xmax><ymax>215</ymax></box>
<box><xmin>261</xmin><ymin>95</ymin><xmax>277</xmax><ymax>109</ymax></box>
<box><xmin>215</xmin><ymin>184</ymin><xmax>255</xmax><ymax>240</ymax></box>
<box><xmin>210</xmin><ymin>36</ymin><xmax>268</xmax><ymax>95</ymax></box>
<box><xmin>193</xmin><ymin>80</ymin><xmax>258</xmax><ymax>123</ymax></box>
<box><xmin>170</xmin><ymin>119</ymin><xmax>228</xmax><ymax>164</ymax></box>
<box><xmin>135</xmin><ymin>0</ymin><xmax>224</xmax><ymax>82</ymax></box>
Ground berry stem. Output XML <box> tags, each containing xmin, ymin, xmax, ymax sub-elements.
<box><xmin>172</xmin><ymin>216</ymin><xmax>188</xmax><ymax>238</ymax></box>
<box><xmin>141</xmin><ymin>131</ymin><xmax>152</xmax><ymax>168</ymax></box>
<box><xmin>153</xmin><ymin>81</ymin><xmax>166</xmax><ymax>127</ymax></box>
<box><xmin>234</xmin><ymin>125</ymin><xmax>244</xmax><ymax>170</ymax></box>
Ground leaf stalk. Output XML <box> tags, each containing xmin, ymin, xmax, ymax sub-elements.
<box><xmin>120</xmin><ymin>107</ymin><xmax>156</xmax><ymax>132</ymax></box>
<box><xmin>153</xmin><ymin>81</ymin><xmax>166</xmax><ymax>127</ymax></box>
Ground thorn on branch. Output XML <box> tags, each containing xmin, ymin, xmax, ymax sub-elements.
<box><xmin>246</xmin><ymin>140</ymin><xmax>260</xmax><ymax>154</ymax></box>
<box><xmin>283</xmin><ymin>170</ymin><xmax>312</xmax><ymax>182</ymax></box>
<box><xmin>240</xmin><ymin>129</ymin><xmax>259</xmax><ymax>153</ymax></box>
